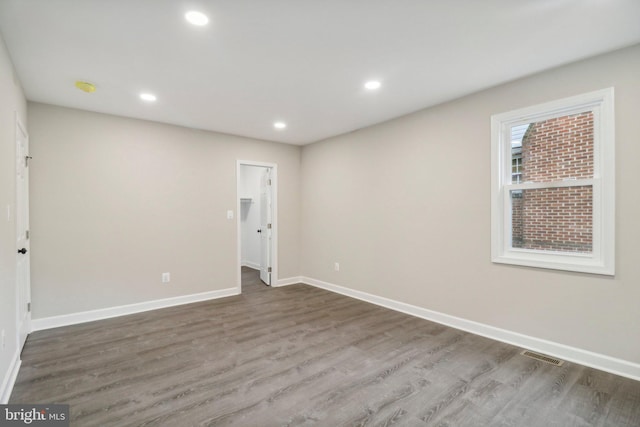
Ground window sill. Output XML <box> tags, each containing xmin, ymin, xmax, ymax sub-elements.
<box><xmin>492</xmin><ymin>252</ymin><xmax>614</xmax><ymax>276</ymax></box>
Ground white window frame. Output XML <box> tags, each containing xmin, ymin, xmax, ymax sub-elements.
<box><xmin>491</xmin><ymin>88</ymin><xmax>615</xmax><ymax>275</ymax></box>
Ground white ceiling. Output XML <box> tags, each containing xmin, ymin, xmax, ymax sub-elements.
<box><xmin>1</xmin><ymin>1</ymin><xmax>639</xmax><ymax>145</ymax></box>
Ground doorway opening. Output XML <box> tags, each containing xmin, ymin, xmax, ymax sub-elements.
<box><xmin>236</xmin><ymin>161</ymin><xmax>277</xmax><ymax>293</ymax></box>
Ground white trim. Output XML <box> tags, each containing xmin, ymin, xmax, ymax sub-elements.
<box><xmin>491</xmin><ymin>88</ymin><xmax>615</xmax><ymax>275</ymax></box>
<box><xmin>31</xmin><ymin>288</ymin><xmax>239</xmax><ymax>332</ymax></box>
<box><xmin>274</xmin><ymin>276</ymin><xmax>303</xmax><ymax>287</ymax></box>
<box><xmin>236</xmin><ymin>160</ymin><xmax>278</xmax><ymax>291</ymax></box>
<box><xmin>0</xmin><ymin>349</ymin><xmax>21</xmax><ymax>404</ymax></box>
<box><xmin>300</xmin><ymin>276</ymin><xmax>640</xmax><ymax>381</ymax></box>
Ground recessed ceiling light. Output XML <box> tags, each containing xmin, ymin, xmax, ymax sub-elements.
<box><xmin>140</xmin><ymin>93</ymin><xmax>157</xmax><ymax>102</ymax></box>
<box><xmin>274</xmin><ymin>122</ymin><xmax>287</xmax><ymax>130</ymax></box>
<box><xmin>185</xmin><ymin>11</ymin><xmax>209</xmax><ymax>26</ymax></box>
<box><xmin>364</xmin><ymin>80</ymin><xmax>382</xmax><ymax>90</ymax></box>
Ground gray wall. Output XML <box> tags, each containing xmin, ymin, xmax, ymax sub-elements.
<box><xmin>0</xmin><ymin>35</ymin><xmax>27</xmax><ymax>399</ymax></box>
<box><xmin>28</xmin><ymin>103</ymin><xmax>301</xmax><ymax>318</ymax></box>
<box><xmin>300</xmin><ymin>45</ymin><xmax>640</xmax><ymax>364</ymax></box>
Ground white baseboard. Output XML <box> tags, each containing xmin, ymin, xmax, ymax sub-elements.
<box><xmin>242</xmin><ymin>261</ymin><xmax>260</xmax><ymax>270</ymax></box>
<box><xmin>31</xmin><ymin>288</ymin><xmax>239</xmax><ymax>332</ymax></box>
<box><xmin>274</xmin><ymin>276</ymin><xmax>303</xmax><ymax>287</ymax></box>
<box><xmin>301</xmin><ymin>276</ymin><xmax>640</xmax><ymax>382</ymax></box>
<box><xmin>1</xmin><ymin>350</ymin><xmax>21</xmax><ymax>404</ymax></box>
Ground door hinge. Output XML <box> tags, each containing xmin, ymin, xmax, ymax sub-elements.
<box><xmin>268</xmin><ymin>267</ymin><xmax>272</xmax><ymax>273</ymax></box>
<box><xmin>26</xmin><ymin>230</ymin><xmax>29</xmax><ymax>240</ymax></box>
<box><xmin>267</xmin><ymin>223</ymin><xmax>272</xmax><ymax>229</ymax></box>
<box><xmin>267</xmin><ymin>179</ymin><xmax>272</xmax><ymax>186</ymax></box>
<box><xmin>27</xmin><ymin>302</ymin><xmax>31</xmax><ymax>312</ymax></box>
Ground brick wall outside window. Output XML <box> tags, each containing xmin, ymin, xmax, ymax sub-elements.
<box><xmin>511</xmin><ymin>112</ymin><xmax>594</xmax><ymax>253</ymax></box>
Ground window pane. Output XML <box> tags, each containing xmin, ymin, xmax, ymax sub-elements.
<box><xmin>511</xmin><ymin>186</ymin><xmax>592</xmax><ymax>253</ymax></box>
<box><xmin>510</xmin><ymin>125</ymin><xmax>526</xmax><ymax>184</ymax></box>
<box><xmin>511</xmin><ymin>111</ymin><xmax>594</xmax><ymax>183</ymax></box>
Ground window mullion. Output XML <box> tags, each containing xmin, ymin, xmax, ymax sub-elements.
<box><xmin>505</xmin><ymin>178</ymin><xmax>594</xmax><ymax>191</ymax></box>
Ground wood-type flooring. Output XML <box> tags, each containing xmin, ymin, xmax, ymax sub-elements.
<box><xmin>10</xmin><ymin>267</ymin><xmax>640</xmax><ymax>426</ymax></box>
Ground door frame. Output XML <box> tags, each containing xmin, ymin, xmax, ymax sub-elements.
<box><xmin>236</xmin><ymin>160</ymin><xmax>278</xmax><ymax>292</ymax></box>
<box><xmin>15</xmin><ymin>114</ymin><xmax>31</xmax><ymax>348</ymax></box>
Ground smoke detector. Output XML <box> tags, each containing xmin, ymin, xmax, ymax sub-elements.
<box><xmin>75</xmin><ymin>81</ymin><xmax>96</xmax><ymax>93</ymax></box>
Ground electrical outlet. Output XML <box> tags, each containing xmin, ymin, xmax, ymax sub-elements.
<box><xmin>162</xmin><ymin>272</ymin><xmax>170</xmax><ymax>283</ymax></box>
<box><xmin>334</xmin><ymin>262</ymin><xmax>340</xmax><ymax>271</ymax></box>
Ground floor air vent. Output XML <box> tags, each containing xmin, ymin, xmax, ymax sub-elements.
<box><xmin>520</xmin><ymin>350</ymin><xmax>565</xmax><ymax>366</ymax></box>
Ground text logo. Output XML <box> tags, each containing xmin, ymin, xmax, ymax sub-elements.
<box><xmin>0</xmin><ymin>405</ymin><xmax>69</xmax><ymax>426</ymax></box>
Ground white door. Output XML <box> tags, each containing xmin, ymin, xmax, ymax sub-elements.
<box><xmin>15</xmin><ymin>118</ymin><xmax>31</xmax><ymax>350</ymax></box>
<box><xmin>259</xmin><ymin>168</ymin><xmax>272</xmax><ymax>285</ymax></box>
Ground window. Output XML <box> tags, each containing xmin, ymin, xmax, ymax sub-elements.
<box><xmin>491</xmin><ymin>88</ymin><xmax>615</xmax><ymax>275</ymax></box>
<box><xmin>511</xmin><ymin>154</ymin><xmax>522</xmax><ymax>184</ymax></box>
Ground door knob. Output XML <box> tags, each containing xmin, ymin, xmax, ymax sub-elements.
<box><xmin>257</xmin><ymin>229</ymin><xmax>262</xmax><ymax>233</ymax></box>
<box><xmin>17</xmin><ymin>248</ymin><xmax>27</xmax><ymax>254</ymax></box>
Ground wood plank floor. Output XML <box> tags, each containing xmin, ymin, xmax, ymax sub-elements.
<box><xmin>10</xmin><ymin>268</ymin><xmax>640</xmax><ymax>426</ymax></box>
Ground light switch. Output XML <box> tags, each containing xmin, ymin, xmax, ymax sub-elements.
<box><xmin>227</xmin><ymin>210</ymin><xmax>234</xmax><ymax>219</ymax></box>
